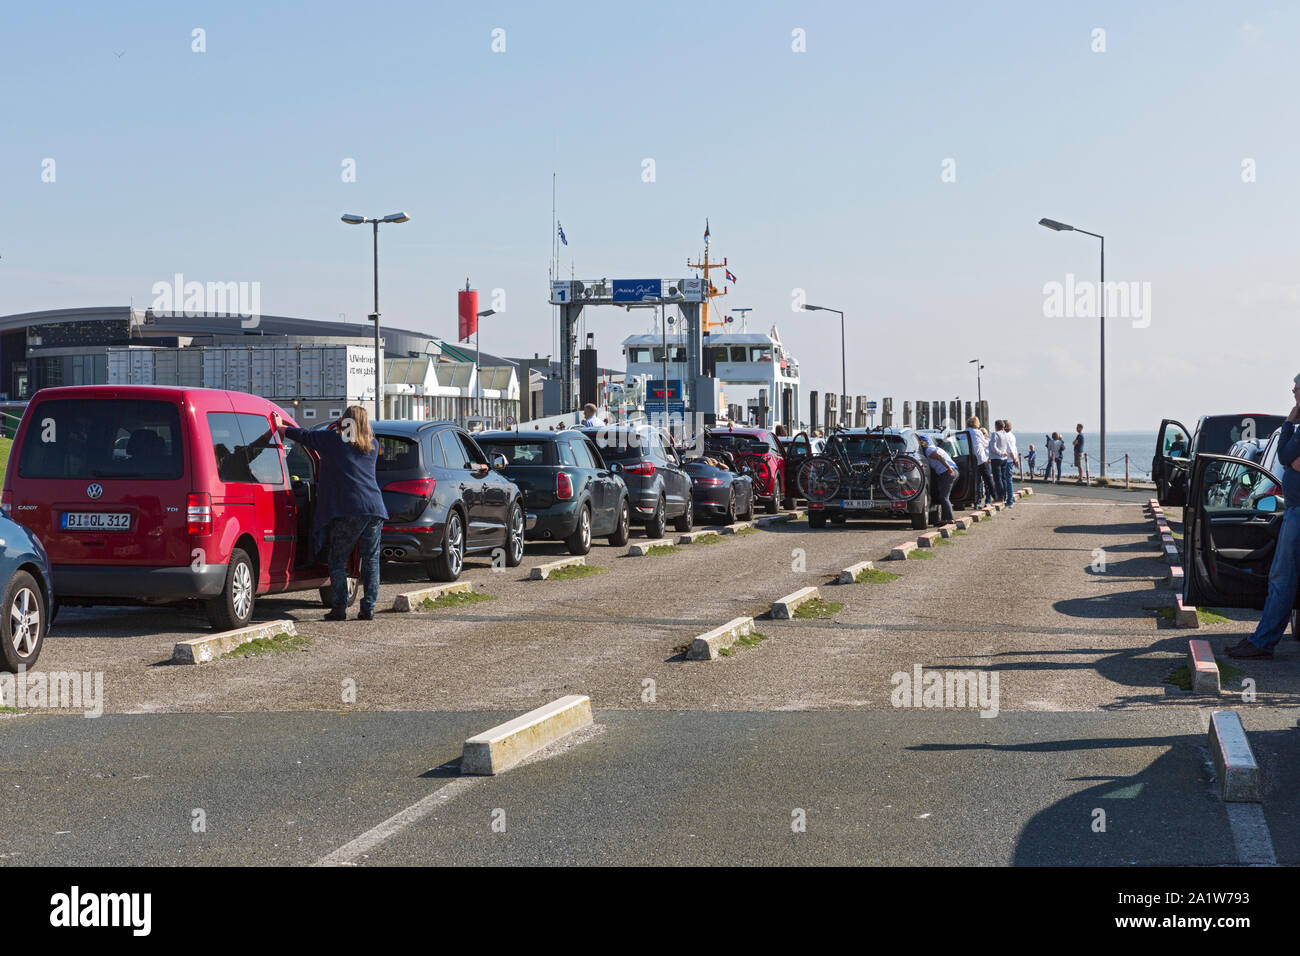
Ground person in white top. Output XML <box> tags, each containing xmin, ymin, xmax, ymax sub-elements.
<box><xmin>999</xmin><ymin>420</ymin><xmax>1020</xmax><ymax>506</ymax></box>
<box><xmin>987</xmin><ymin>421</ymin><xmax>1007</xmax><ymax>501</ymax></box>
<box><xmin>965</xmin><ymin>416</ymin><xmax>997</xmax><ymax>507</ymax></box>
<box><xmin>581</xmin><ymin>403</ymin><xmax>604</xmax><ymax>428</ymax></box>
<box><xmin>918</xmin><ymin>435</ymin><xmax>959</xmax><ymax>524</ymax></box>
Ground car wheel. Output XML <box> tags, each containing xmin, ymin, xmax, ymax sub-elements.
<box><xmin>608</xmin><ymin>498</ymin><xmax>631</xmax><ymax>546</ymax></box>
<box><xmin>645</xmin><ymin>496</ymin><xmax>667</xmax><ymax>538</ymax></box>
<box><xmin>808</xmin><ymin>510</ymin><xmax>828</xmax><ymax>529</ymax></box>
<box><xmin>566</xmin><ymin>505</ymin><xmax>593</xmax><ymax>555</ymax></box>
<box><xmin>910</xmin><ymin>490</ymin><xmax>929</xmax><ymax>530</ymax></box>
<box><xmin>673</xmin><ymin>494</ymin><xmax>694</xmax><ymax>532</ymax></box>
<box><xmin>318</xmin><ymin>578</ymin><xmax>360</xmax><ymax>608</ymax></box>
<box><xmin>504</xmin><ymin>501</ymin><xmax>525</xmax><ymax>568</ymax></box>
<box><xmin>205</xmin><ymin>548</ymin><xmax>255</xmax><ymax>631</ymax></box>
<box><xmin>741</xmin><ymin>488</ymin><xmax>756</xmax><ymax>521</ymax></box>
<box><xmin>427</xmin><ymin>510</ymin><xmax>465</xmax><ymax>581</ymax></box>
<box><xmin>0</xmin><ymin>571</ymin><xmax>45</xmax><ymax>673</ymax></box>
<box><xmin>723</xmin><ymin>490</ymin><xmax>737</xmax><ymax>525</ymax></box>
<box><xmin>765</xmin><ymin>476</ymin><xmax>781</xmax><ymax>514</ymax></box>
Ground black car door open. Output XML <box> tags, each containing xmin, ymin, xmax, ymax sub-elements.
<box><xmin>947</xmin><ymin>431</ymin><xmax>978</xmax><ymax>506</ymax></box>
<box><xmin>1154</xmin><ymin>418</ymin><xmax>1191</xmax><ymax>507</ymax></box>
<box><xmin>1184</xmin><ymin>453</ymin><xmax>1293</xmax><ymax>610</ymax></box>
<box><xmin>461</xmin><ymin>431</ymin><xmax>509</xmax><ymax>544</ymax></box>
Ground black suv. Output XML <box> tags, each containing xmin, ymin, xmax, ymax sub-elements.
<box><xmin>802</xmin><ymin>427</ymin><xmax>978</xmax><ymax>529</ymax></box>
<box><xmin>581</xmin><ymin>425</ymin><xmax>694</xmax><ymax>537</ymax></box>
<box><xmin>371</xmin><ymin>420</ymin><xmax>528</xmax><ymax>581</ymax></box>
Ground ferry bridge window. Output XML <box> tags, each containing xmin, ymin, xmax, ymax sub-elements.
<box><xmin>730</xmin><ymin>347</ymin><xmax>747</xmax><ymax>362</ymax></box>
<box><xmin>751</xmin><ymin>347</ymin><xmax>772</xmax><ymax>362</ymax></box>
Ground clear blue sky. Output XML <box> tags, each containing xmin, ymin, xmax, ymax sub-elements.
<box><xmin>3</xmin><ymin>0</ymin><xmax>1297</xmax><ymax>430</ymax></box>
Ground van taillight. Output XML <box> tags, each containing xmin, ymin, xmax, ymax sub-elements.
<box><xmin>624</xmin><ymin>460</ymin><xmax>655</xmax><ymax>477</ymax></box>
<box><xmin>384</xmin><ymin>478</ymin><xmax>436</xmax><ymax>496</ymax></box>
<box><xmin>187</xmin><ymin>492</ymin><xmax>212</xmax><ymax>535</ymax></box>
<box><xmin>556</xmin><ymin>471</ymin><xmax>573</xmax><ymax>500</ymax></box>
<box><xmin>0</xmin><ymin>489</ymin><xmax>10</xmax><ymax>515</ymax></box>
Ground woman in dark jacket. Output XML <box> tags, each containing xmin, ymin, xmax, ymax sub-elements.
<box><xmin>274</xmin><ymin>405</ymin><xmax>388</xmax><ymax>621</ymax></box>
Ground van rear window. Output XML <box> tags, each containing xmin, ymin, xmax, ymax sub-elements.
<box><xmin>18</xmin><ymin>399</ymin><xmax>183</xmax><ymax>480</ymax></box>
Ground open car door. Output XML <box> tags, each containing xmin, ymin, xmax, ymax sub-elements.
<box><xmin>1184</xmin><ymin>453</ymin><xmax>1294</xmax><ymax>610</ymax></box>
<box><xmin>783</xmin><ymin>431</ymin><xmax>812</xmax><ymax>501</ymax></box>
<box><xmin>1153</xmin><ymin>418</ymin><xmax>1191</xmax><ymax>507</ymax></box>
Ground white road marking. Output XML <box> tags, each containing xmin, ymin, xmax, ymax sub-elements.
<box><xmin>315</xmin><ymin>776</ymin><xmax>481</xmax><ymax>866</ymax></box>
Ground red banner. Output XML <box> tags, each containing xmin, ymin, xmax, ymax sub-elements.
<box><xmin>458</xmin><ymin>289</ymin><xmax>479</xmax><ymax>342</ymax></box>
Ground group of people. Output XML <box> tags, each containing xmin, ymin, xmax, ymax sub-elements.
<box><xmin>1033</xmin><ymin>425</ymin><xmax>1087</xmax><ymax>483</ymax></box>
<box><xmin>961</xmin><ymin>416</ymin><xmax>1021</xmax><ymax>510</ymax></box>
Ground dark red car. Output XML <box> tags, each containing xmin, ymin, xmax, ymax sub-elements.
<box><xmin>703</xmin><ymin>427</ymin><xmax>787</xmax><ymax>513</ymax></box>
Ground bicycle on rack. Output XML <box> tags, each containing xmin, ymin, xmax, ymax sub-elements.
<box><xmin>795</xmin><ymin>427</ymin><xmax>929</xmax><ymax>529</ymax></box>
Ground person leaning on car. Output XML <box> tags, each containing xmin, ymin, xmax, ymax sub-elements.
<box><xmin>273</xmin><ymin>406</ymin><xmax>390</xmax><ymax>622</ymax></box>
<box><xmin>1228</xmin><ymin>375</ymin><xmax>1300</xmax><ymax>660</ymax></box>
<box><xmin>918</xmin><ymin>435</ymin><xmax>959</xmax><ymax>525</ymax></box>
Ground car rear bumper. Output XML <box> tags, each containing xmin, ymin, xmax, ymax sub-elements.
<box><xmin>809</xmin><ymin>500</ymin><xmax>912</xmax><ymax>518</ymax></box>
<box><xmin>380</xmin><ymin>529</ymin><xmax>442</xmax><ymax>562</ymax></box>
<box><xmin>525</xmin><ymin>508</ymin><xmax>578</xmax><ymax>541</ymax></box>
<box><xmin>691</xmin><ymin>487</ymin><xmax>731</xmax><ymax>511</ymax></box>
<box><xmin>53</xmin><ymin>563</ymin><xmax>227</xmax><ymax>600</ymax></box>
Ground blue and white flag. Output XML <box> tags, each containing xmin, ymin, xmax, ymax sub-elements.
<box><xmin>557</xmin><ymin>222</ymin><xmax>568</xmax><ymax>246</ymax></box>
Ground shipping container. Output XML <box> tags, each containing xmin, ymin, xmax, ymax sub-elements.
<box><xmin>177</xmin><ymin>349</ymin><xmax>203</xmax><ymax>387</ymax></box>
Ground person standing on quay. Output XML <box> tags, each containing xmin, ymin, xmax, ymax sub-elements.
<box><xmin>988</xmin><ymin>421</ymin><xmax>1005</xmax><ymax>501</ymax></box>
<box><xmin>966</xmin><ymin>416</ymin><xmax>996</xmax><ymax>507</ymax></box>
<box><xmin>1073</xmin><ymin>424</ymin><xmax>1085</xmax><ymax>483</ymax></box>
<box><xmin>1000</xmin><ymin>420</ymin><xmax>1020</xmax><ymax>506</ymax></box>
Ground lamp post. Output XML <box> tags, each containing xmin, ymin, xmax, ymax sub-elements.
<box><xmin>1038</xmin><ymin>217</ymin><xmax>1105</xmax><ymax>477</ymax></box>
<box><xmin>801</xmin><ymin>304</ymin><xmax>845</xmax><ymax>425</ymax></box>
<box><xmin>342</xmin><ymin>211</ymin><xmax>410</xmax><ymax>419</ymax></box>
<box><xmin>968</xmin><ymin>358</ymin><xmax>983</xmax><ymax>409</ymax></box>
<box><xmin>474</xmin><ymin>308</ymin><xmax>495</xmax><ymax>425</ymax></box>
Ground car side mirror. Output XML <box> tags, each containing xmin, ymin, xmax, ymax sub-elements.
<box><xmin>1258</xmin><ymin>495</ymin><xmax>1279</xmax><ymax>513</ymax></box>
<box><xmin>610</xmin><ymin>462</ymin><xmax>622</xmax><ymax>473</ymax></box>
<box><xmin>490</xmin><ymin>453</ymin><xmax>508</xmax><ymax>471</ymax></box>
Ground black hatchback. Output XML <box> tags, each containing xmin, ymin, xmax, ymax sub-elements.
<box><xmin>371</xmin><ymin>421</ymin><xmax>528</xmax><ymax>581</ymax></box>
<box><xmin>580</xmin><ymin>425</ymin><xmax>694</xmax><ymax>537</ymax></box>
<box><xmin>476</xmin><ymin>430</ymin><xmax>630</xmax><ymax>554</ymax></box>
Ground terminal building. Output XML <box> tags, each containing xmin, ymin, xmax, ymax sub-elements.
<box><xmin>0</xmin><ymin>307</ymin><xmax>543</xmax><ymax>428</ymax></box>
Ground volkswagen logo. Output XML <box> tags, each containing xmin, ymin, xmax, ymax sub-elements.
<box><xmin>86</xmin><ymin>483</ymin><xmax>103</xmax><ymax>500</ymax></box>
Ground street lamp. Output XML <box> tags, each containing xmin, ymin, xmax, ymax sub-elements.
<box><xmin>474</xmin><ymin>308</ymin><xmax>495</xmax><ymax>424</ymax></box>
<box><xmin>1038</xmin><ymin>216</ymin><xmax>1106</xmax><ymax>477</ymax></box>
<box><xmin>968</xmin><ymin>358</ymin><xmax>983</xmax><ymax>410</ymax></box>
<box><xmin>342</xmin><ymin>211</ymin><xmax>410</xmax><ymax>419</ymax></box>
<box><xmin>802</xmin><ymin>303</ymin><xmax>845</xmax><ymax>425</ymax></box>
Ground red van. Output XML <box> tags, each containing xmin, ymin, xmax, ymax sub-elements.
<box><xmin>2</xmin><ymin>385</ymin><xmax>351</xmax><ymax>630</ymax></box>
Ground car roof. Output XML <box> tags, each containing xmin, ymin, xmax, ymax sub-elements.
<box><xmin>370</xmin><ymin>419</ymin><xmax>453</xmax><ymax>435</ymax></box>
<box><xmin>478</xmin><ymin>430</ymin><xmax>573</xmax><ymax>441</ymax></box>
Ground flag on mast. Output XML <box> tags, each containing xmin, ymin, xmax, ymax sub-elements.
<box><xmin>557</xmin><ymin>222</ymin><xmax>568</xmax><ymax>246</ymax></box>
<box><xmin>725</xmin><ymin>269</ymin><xmax>737</xmax><ymax>284</ymax></box>
<box><xmin>703</xmin><ymin>219</ymin><xmax>710</xmax><ymax>241</ymax></box>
